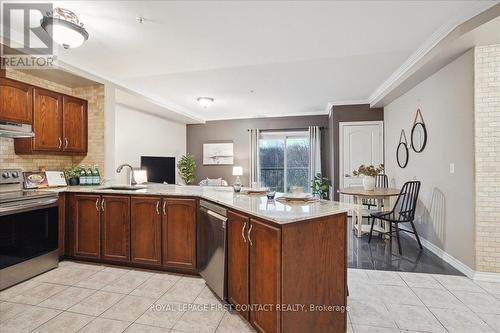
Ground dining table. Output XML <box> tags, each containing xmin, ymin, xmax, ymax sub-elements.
<box><xmin>338</xmin><ymin>187</ymin><xmax>401</xmax><ymax>238</ymax></box>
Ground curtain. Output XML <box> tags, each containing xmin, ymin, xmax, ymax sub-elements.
<box><xmin>248</xmin><ymin>129</ymin><xmax>260</xmax><ymax>185</ymax></box>
<box><xmin>309</xmin><ymin>126</ymin><xmax>322</xmax><ymax>181</ymax></box>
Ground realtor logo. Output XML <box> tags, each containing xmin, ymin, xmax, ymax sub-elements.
<box><xmin>1</xmin><ymin>2</ymin><xmax>57</xmax><ymax>69</ymax></box>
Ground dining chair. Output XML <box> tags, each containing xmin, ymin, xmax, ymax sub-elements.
<box><xmin>363</xmin><ymin>174</ymin><xmax>388</xmax><ymax>209</ymax></box>
<box><xmin>368</xmin><ymin>181</ymin><xmax>422</xmax><ymax>255</ymax></box>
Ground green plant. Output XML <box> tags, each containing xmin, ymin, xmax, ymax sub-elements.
<box><xmin>177</xmin><ymin>153</ymin><xmax>196</xmax><ymax>185</ymax></box>
<box><xmin>352</xmin><ymin>164</ymin><xmax>384</xmax><ymax>177</ymax></box>
<box><xmin>65</xmin><ymin>165</ymin><xmax>81</xmax><ymax>179</ymax></box>
<box><xmin>311</xmin><ymin>173</ymin><xmax>329</xmax><ymax>199</ymax></box>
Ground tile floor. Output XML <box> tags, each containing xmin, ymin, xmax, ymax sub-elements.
<box><xmin>1</xmin><ymin>261</ymin><xmax>499</xmax><ymax>332</ymax></box>
<box><xmin>348</xmin><ymin>219</ymin><xmax>463</xmax><ymax>275</ymax></box>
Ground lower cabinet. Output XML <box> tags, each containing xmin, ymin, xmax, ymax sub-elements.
<box><xmin>227</xmin><ymin>212</ymin><xmax>281</xmax><ymax>333</ymax></box>
<box><xmin>131</xmin><ymin>196</ymin><xmax>162</xmax><ymax>265</ymax></box>
<box><xmin>73</xmin><ymin>194</ymin><xmax>101</xmax><ymax>259</ymax></box>
<box><xmin>101</xmin><ymin>195</ymin><xmax>130</xmax><ymax>262</ymax></box>
<box><xmin>162</xmin><ymin>198</ymin><xmax>197</xmax><ymax>270</ymax></box>
<box><xmin>227</xmin><ymin>211</ymin><xmax>250</xmax><ymax>319</ymax></box>
<box><xmin>69</xmin><ymin>194</ymin><xmax>197</xmax><ymax>273</ymax></box>
<box><xmin>249</xmin><ymin>219</ymin><xmax>281</xmax><ymax>333</ymax></box>
<box><xmin>227</xmin><ymin>211</ymin><xmax>347</xmax><ymax>333</ymax></box>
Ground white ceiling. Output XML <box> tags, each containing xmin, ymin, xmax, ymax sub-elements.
<box><xmin>9</xmin><ymin>1</ymin><xmax>499</xmax><ymax>121</ymax></box>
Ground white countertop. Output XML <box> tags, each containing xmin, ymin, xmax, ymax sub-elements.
<box><xmin>49</xmin><ymin>184</ymin><xmax>358</xmax><ymax>224</ymax></box>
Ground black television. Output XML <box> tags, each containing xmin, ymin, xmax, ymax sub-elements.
<box><xmin>141</xmin><ymin>156</ymin><xmax>176</xmax><ymax>184</ymax></box>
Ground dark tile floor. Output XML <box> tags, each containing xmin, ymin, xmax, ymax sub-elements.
<box><xmin>347</xmin><ymin>218</ymin><xmax>463</xmax><ymax>275</ymax></box>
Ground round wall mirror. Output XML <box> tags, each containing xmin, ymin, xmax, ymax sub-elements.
<box><xmin>397</xmin><ymin>142</ymin><xmax>409</xmax><ymax>168</ymax></box>
<box><xmin>411</xmin><ymin>122</ymin><xmax>427</xmax><ymax>153</ymax></box>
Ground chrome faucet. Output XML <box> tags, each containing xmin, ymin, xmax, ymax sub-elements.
<box><xmin>116</xmin><ymin>164</ymin><xmax>137</xmax><ymax>186</ymax></box>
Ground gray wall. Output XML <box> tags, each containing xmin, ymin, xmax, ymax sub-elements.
<box><xmin>328</xmin><ymin>104</ymin><xmax>384</xmax><ymax>200</ymax></box>
<box><xmin>384</xmin><ymin>50</ymin><xmax>474</xmax><ymax>269</ymax></box>
<box><xmin>187</xmin><ymin>115</ymin><xmax>329</xmax><ymax>185</ymax></box>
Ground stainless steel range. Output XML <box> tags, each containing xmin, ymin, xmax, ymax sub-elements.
<box><xmin>0</xmin><ymin>169</ymin><xmax>59</xmax><ymax>290</ymax></box>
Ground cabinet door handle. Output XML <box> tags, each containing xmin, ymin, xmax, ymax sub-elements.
<box><xmin>95</xmin><ymin>198</ymin><xmax>100</xmax><ymax>211</ymax></box>
<box><xmin>247</xmin><ymin>224</ymin><xmax>253</xmax><ymax>246</ymax></box>
<box><xmin>64</xmin><ymin>138</ymin><xmax>68</xmax><ymax>149</ymax></box>
<box><xmin>156</xmin><ymin>201</ymin><xmax>160</xmax><ymax>215</ymax></box>
<box><xmin>58</xmin><ymin>138</ymin><xmax>62</xmax><ymax>149</ymax></box>
<box><xmin>241</xmin><ymin>221</ymin><xmax>247</xmax><ymax>243</ymax></box>
<box><xmin>162</xmin><ymin>201</ymin><xmax>167</xmax><ymax>215</ymax></box>
<box><xmin>101</xmin><ymin>198</ymin><xmax>105</xmax><ymax>211</ymax></box>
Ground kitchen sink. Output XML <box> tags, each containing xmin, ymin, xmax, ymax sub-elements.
<box><xmin>99</xmin><ymin>185</ymin><xmax>147</xmax><ymax>191</ymax></box>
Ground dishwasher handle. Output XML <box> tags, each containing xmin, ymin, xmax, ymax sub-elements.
<box><xmin>205</xmin><ymin>208</ymin><xmax>228</xmax><ymax>222</ymax></box>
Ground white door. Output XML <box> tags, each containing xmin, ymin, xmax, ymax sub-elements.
<box><xmin>339</xmin><ymin>121</ymin><xmax>384</xmax><ymax>203</ymax></box>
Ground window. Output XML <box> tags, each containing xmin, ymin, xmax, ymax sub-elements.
<box><xmin>259</xmin><ymin>131</ymin><xmax>310</xmax><ymax>193</ymax></box>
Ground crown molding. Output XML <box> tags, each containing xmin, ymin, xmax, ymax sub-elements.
<box><xmin>368</xmin><ymin>1</ymin><xmax>499</xmax><ymax>107</ymax></box>
<box><xmin>326</xmin><ymin>99</ymin><xmax>370</xmax><ymax>116</ymax></box>
<box><xmin>201</xmin><ymin>110</ymin><xmax>329</xmax><ymax>122</ymax></box>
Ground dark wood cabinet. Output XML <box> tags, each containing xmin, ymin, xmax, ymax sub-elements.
<box><xmin>69</xmin><ymin>194</ymin><xmax>198</xmax><ymax>272</ymax></box>
<box><xmin>62</xmin><ymin>96</ymin><xmax>87</xmax><ymax>153</ymax></box>
<box><xmin>101</xmin><ymin>195</ymin><xmax>130</xmax><ymax>262</ymax></box>
<box><xmin>227</xmin><ymin>212</ymin><xmax>281</xmax><ymax>332</ymax></box>
<box><xmin>249</xmin><ymin>219</ymin><xmax>281</xmax><ymax>333</ymax></box>
<box><xmin>162</xmin><ymin>198</ymin><xmax>197</xmax><ymax>270</ymax></box>
<box><xmin>73</xmin><ymin>194</ymin><xmax>101</xmax><ymax>259</ymax></box>
<box><xmin>32</xmin><ymin>88</ymin><xmax>63</xmax><ymax>151</ymax></box>
<box><xmin>227</xmin><ymin>210</ymin><xmax>250</xmax><ymax>319</ymax></box>
<box><xmin>0</xmin><ymin>78</ymin><xmax>33</xmax><ymax>124</ymax></box>
<box><xmin>131</xmin><ymin>196</ymin><xmax>162</xmax><ymax>265</ymax></box>
<box><xmin>8</xmin><ymin>78</ymin><xmax>88</xmax><ymax>155</ymax></box>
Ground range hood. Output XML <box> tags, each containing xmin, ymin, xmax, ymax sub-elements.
<box><xmin>0</xmin><ymin>121</ymin><xmax>35</xmax><ymax>138</ymax></box>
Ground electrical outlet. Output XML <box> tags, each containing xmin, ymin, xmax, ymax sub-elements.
<box><xmin>416</xmin><ymin>216</ymin><xmax>422</xmax><ymax>224</ymax></box>
<box><xmin>449</xmin><ymin>163</ymin><xmax>455</xmax><ymax>174</ymax></box>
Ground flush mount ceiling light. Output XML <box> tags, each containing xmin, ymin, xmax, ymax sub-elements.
<box><xmin>197</xmin><ymin>97</ymin><xmax>214</xmax><ymax>108</ymax></box>
<box><xmin>41</xmin><ymin>8</ymin><xmax>89</xmax><ymax>49</ymax></box>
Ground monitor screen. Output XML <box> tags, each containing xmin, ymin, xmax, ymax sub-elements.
<box><xmin>140</xmin><ymin>156</ymin><xmax>176</xmax><ymax>184</ymax></box>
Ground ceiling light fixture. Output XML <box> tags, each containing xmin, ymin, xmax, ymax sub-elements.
<box><xmin>197</xmin><ymin>97</ymin><xmax>214</xmax><ymax>108</ymax></box>
<box><xmin>41</xmin><ymin>8</ymin><xmax>89</xmax><ymax>49</ymax></box>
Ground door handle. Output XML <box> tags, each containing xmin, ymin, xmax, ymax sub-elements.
<box><xmin>58</xmin><ymin>138</ymin><xmax>62</xmax><ymax>149</ymax></box>
<box><xmin>241</xmin><ymin>221</ymin><xmax>247</xmax><ymax>243</ymax></box>
<box><xmin>95</xmin><ymin>198</ymin><xmax>100</xmax><ymax>211</ymax></box>
<box><xmin>162</xmin><ymin>201</ymin><xmax>166</xmax><ymax>215</ymax></box>
<box><xmin>64</xmin><ymin>138</ymin><xmax>68</xmax><ymax>149</ymax></box>
<box><xmin>101</xmin><ymin>198</ymin><xmax>105</xmax><ymax>211</ymax></box>
<box><xmin>247</xmin><ymin>224</ymin><xmax>253</xmax><ymax>246</ymax></box>
<box><xmin>155</xmin><ymin>201</ymin><xmax>160</xmax><ymax>215</ymax></box>
<box><xmin>345</xmin><ymin>174</ymin><xmax>351</xmax><ymax>177</ymax></box>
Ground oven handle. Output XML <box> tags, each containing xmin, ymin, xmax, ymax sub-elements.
<box><xmin>0</xmin><ymin>198</ymin><xmax>59</xmax><ymax>216</ymax></box>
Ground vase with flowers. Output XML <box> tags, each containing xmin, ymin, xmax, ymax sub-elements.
<box><xmin>352</xmin><ymin>164</ymin><xmax>384</xmax><ymax>191</ymax></box>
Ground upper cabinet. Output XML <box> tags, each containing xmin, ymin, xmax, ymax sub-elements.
<box><xmin>32</xmin><ymin>88</ymin><xmax>63</xmax><ymax>151</ymax></box>
<box><xmin>11</xmin><ymin>82</ymin><xmax>88</xmax><ymax>155</ymax></box>
<box><xmin>0</xmin><ymin>78</ymin><xmax>33</xmax><ymax>124</ymax></box>
<box><xmin>62</xmin><ymin>96</ymin><xmax>87</xmax><ymax>153</ymax></box>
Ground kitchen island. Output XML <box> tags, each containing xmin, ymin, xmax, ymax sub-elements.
<box><xmin>54</xmin><ymin>184</ymin><xmax>353</xmax><ymax>333</ymax></box>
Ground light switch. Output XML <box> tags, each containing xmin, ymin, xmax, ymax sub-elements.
<box><xmin>449</xmin><ymin>163</ymin><xmax>455</xmax><ymax>174</ymax></box>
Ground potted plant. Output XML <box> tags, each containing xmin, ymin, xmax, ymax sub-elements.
<box><xmin>177</xmin><ymin>153</ymin><xmax>196</xmax><ymax>185</ymax></box>
<box><xmin>311</xmin><ymin>173</ymin><xmax>330</xmax><ymax>199</ymax></box>
<box><xmin>353</xmin><ymin>164</ymin><xmax>384</xmax><ymax>191</ymax></box>
<box><xmin>65</xmin><ymin>165</ymin><xmax>81</xmax><ymax>186</ymax></box>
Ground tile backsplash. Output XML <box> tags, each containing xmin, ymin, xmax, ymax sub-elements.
<box><xmin>0</xmin><ymin>69</ymin><xmax>105</xmax><ymax>175</ymax></box>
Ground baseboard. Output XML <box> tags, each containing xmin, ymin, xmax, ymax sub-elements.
<box><xmin>417</xmin><ymin>235</ymin><xmax>475</xmax><ymax>278</ymax></box>
<box><xmin>400</xmin><ymin>226</ymin><xmax>500</xmax><ymax>282</ymax></box>
<box><xmin>473</xmin><ymin>271</ymin><xmax>500</xmax><ymax>283</ymax></box>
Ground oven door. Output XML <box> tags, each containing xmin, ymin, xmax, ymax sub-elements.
<box><xmin>0</xmin><ymin>197</ymin><xmax>59</xmax><ymax>270</ymax></box>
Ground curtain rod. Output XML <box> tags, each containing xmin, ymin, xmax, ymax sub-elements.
<box><xmin>246</xmin><ymin>126</ymin><xmax>325</xmax><ymax>132</ymax></box>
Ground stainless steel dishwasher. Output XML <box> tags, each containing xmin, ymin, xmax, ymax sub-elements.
<box><xmin>197</xmin><ymin>199</ymin><xmax>227</xmax><ymax>301</ymax></box>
